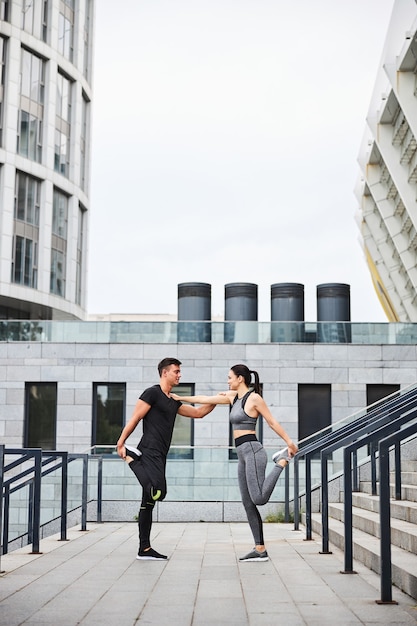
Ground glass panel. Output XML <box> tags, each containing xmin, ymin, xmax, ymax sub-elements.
<box><xmin>50</xmin><ymin>248</ymin><xmax>66</xmax><ymax>296</ymax></box>
<box><xmin>93</xmin><ymin>383</ymin><xmax>125</xmax><ymax>451</ymax></box>
<box><xmin>168</xmin><ymin>384</ymin><xmax>194</xmax><ymax>459</ymax></box>
<box><xmin>25</xmin><ymin>382</ymin><xmax>57</xmax><ymax>449</ymax></box>
<box><xmin>13</xmin><ymin>236</ymin><xmax>23</xmax><ymax>283</ymax></box>
<box><xmin>52</xmin><ymin>190</ymin><xmax>68</xmax><ymax>238</ymax></box>
<box><xmin>298</xmin><ymin>384</ymin><xmax>331</xmax><ymax>442</ymax></box>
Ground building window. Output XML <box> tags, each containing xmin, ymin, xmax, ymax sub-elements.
<box><xmin>83</xmin><ymin>0</ymin><xmax>92</xmax><ymax>79</ymax></box>
<box><xmin>298</xmin><ymin>384</ymin><xmax>331</xmax><ymax>442</ymax></box>
<box><xmin>12</xmin><ymin>172</ymin><xmax>40</xmax><ymax>288</ymax></box>
<box><xmin>15</xmin><ymin>171</ymin><xmax>40</xmax><ymax>226</ymax></box>
<box><xmin>92</xmin><ymin>383</ymin><xmax>126</xmax><ymax>452</ymax></box>
<box><xmin>366</xmin><ymin>384</ymin><xmax>400</xmax><ymax>408</ymax></box>
<box><xmin>21</xmin><ymin>0</ymin><xmax>49</xmax><ymax>41</ymax></box>
<box><xmin>168</xmin><ymin>383</ymin><xmax>195</xmax><ymax>459</ymax></box>
<box><xmin>58</xmin><ymin>0</ymin><xmax>74</xmax><ymax>62</ymax></box>
<box><xmin>24</xmin><ymin>382</ymin><xmax>57</xmax><ymax>449</ymax></box>
<box><xmin>0</xmin><ymin>0</ymin><xmax>9</xmax><ymax>21</ymax></box>
<box><xmin>76</xmin><ymin>205</ymin><xmax>85</xmax><ymax>305</ymax></box>
<box><xmin>0</xmin><ymin>37</ymin><xmax>6</xmax><ymax>147</ymax></box>
<box><xmin>55</xmin><ymin>71</ymin><xmax>71</xmax><ymax>176</ymax></box>
<box><xmin>50</xmin><ymin>189</ymin><xmax>68</xmax><ymax>297</ymax></box>
<box><xmin>18</xmin><ymin>48</ymin><xmax>44</xmax><ymax>162</ymax></box>
<box><xmin>80</xmin><ymin>93</ymin><xmax>89</xmax><ymax>191</ymax></box>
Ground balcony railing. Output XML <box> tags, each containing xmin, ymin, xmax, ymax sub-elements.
<box><xmin>0</xmin><ymin>320</ymin><xmax>416</xmax><ymax>344</ymax></box>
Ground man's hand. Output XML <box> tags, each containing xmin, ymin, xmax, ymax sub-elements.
<box><xmin>116</xmin><ymin>442</ymin><xmax>126</xmax><ymax>459</ymax></box>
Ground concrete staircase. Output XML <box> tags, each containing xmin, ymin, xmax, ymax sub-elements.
<box><xmin>310</xmin><ymin>459</ymin><xmax>417</xmax><ymax>600</ymax></box>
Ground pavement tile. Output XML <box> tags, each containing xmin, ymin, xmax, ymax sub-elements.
<box><xmin>1</xmin><ymin>521</ymin><xmax>416</xmax><ymax>626</ymax></box>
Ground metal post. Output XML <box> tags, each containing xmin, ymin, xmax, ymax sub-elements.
<box><xmin>60</xmin><ymin>452</ymin><xmax>68</xmax><ymax>541</ymax></box>
<box><xmin>305</xmin><ymin>455</ymin><xmax>312</xmax><ymax>540</ymax></box>
<box><xmin>394</xmin><ymin>442</ymin><xmax>401</xmax><ymax>500</ymax></box>
<box><xmin>0</xmin><ymin>445</ymin><xmax>4</xmax><ymax>570</ymax></box>
<box><xmin>2</xmin><ymin>484</ymin><xmax>9</xmax><ymax>556</ymax></box>
<box><xmin>31</xmin><ymin>450</ymin><xmax>42</xmax><ymax>553</ymax></box>
<box><xmin>320</xmin><ymin>451</ymin><xmax>331</xmax><ymax>553</ymax></box>
<box><xmin>377</xmin><ymin>442</ymin><xmax>396</xmax><ymax>604</ymax></box>
<box><xmin>352</xmin><ymin>449</ymin><xmax>358</xmax><ymax>491</ymax></box>
<box><xmin>371</xmin><ymin>441</ymin><xmax>378</xmax><ymax>496</ymax></box>
<box><xmin>284</xmin><ymin>463</ymin><xmax>290</xmax><ymax>523</ymax></box>
<box><xmin>342</xmin><ymin>447</ymin><xmax>356</xmax><ymax>573</ymax></box>
<box><xmin>81</xmin><ymin>455</ymin><xmax>88</xmax><ymax>531</ymax></box>
<box><xmin>97</xmin><ymin>456</ymin><xmax>103</xmax><ymax>523</ymax></box>
<box><xmin>27</xmin><ymin>481</ymin><xmax>34</xmax><ymax>544</ymax></box>
<box><xmin>293</xmin><ymin>457</ymin><xmax>300</xmax><ymax>530</ymax></box>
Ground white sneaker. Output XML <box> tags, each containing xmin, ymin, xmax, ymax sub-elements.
<box><xmin>272</xmin><ymin>448</ymin><xmax>290</xmax><ymax>465</ymax></box>
<box><xmin>125</xmin><ymin>444</ymin><xmax>142</xmax><ymax>462</ymax></box>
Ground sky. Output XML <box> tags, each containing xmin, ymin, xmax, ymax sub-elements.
<box><xmin>88</xmin><ymin>0</ymin><xmax>396</xmax><ymax>322</ymax></box>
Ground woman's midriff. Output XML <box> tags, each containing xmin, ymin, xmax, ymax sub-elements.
<box><xmin>233</xmin><ymin>429</ymin><xmax>256</xmax><ymax>440</ymax></box>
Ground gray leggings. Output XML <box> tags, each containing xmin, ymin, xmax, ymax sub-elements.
<box><xmin>236</xmin><ymin>438</ymin><xmax>284</xmax><ymax>546</ymax></box>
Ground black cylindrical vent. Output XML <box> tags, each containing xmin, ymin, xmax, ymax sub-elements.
<box><xmin>177</xmin><ymin>282</ymin><xmax>211</xmax><ymax>342</ymax></box>
<box><xmin>317</xmin><ymin>283</ymin><xmax>350</xmax><ymax>321</ymax></box>
<box><xmin>224</xmin><ymin>283</ymin><xmax>258</xmax><ymax>321</ymax></box>
<box><xmin>317</xmin><ymin>283</ymin><xmax>351</xmax><ymax>343</ymax></box>
<box><xmin>271</xmin><ymin>283</ymin><xmax>304</xmax><ymax>321</ymax></box>
<box><xmin>270</xmin><ymin>282</ymin><xmax>305</xmax><ymax>342</ymax></box>
<box><xmin>224</xmin><ymin>282</ymin><xmax>258</xmax><ymax>343</ymax></box>
<box><xmin>178</xmin><ymin>282</ymin><xmax>211</xmax><ymax>320</ymax></box>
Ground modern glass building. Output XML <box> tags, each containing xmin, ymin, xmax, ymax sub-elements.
<box><xmin>0</xmin><ymin>0</ymin><xmax>93</xmax><ymax>320</ymax></box>
<box><xmin>356</xmin><ymin>0</ymin><xmax>417</xmax><ymax>322</ymax></box>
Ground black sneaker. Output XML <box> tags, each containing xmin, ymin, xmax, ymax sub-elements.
<box><xmin>125</xmin><ymin>444</ymin><xmax>142</xmax><ymax>462</ymax></box>
<box><xmin>137</xmin><ymin>548</ymin><xmax>168</xmax><ymax>561</ymax></box>
<box><xmin>239</xmin><ymin>548</ymin><xmax>269</xmax><ymax>562</ymax></box>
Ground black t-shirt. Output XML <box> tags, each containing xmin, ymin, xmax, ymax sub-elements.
<box><xmin>138</xmin><ymin>385</ymin><xmax>182</xmax><ymax>455</ymax></box>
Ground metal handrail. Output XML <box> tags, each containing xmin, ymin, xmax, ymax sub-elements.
<box><xmin>1</xmin><ymin>449</ymin><xmax>89</xmax><ymax>555</ymax></box>
<box><xmin>292</xmin><ymin>383</ymin><xmax>417</xmax><ymax>604</ymax></box>
<box><xmin>378</xmin><ymin>422</ymin><xmax>417</xmax><ymax>604</ymax></box>
<box><xmin>293</xmin><ymin>385</ymin><xmax>416</xmax><ymax>533</ymax></box>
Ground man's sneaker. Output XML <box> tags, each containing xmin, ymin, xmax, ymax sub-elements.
<box><xmin>239</xmin><ymin>548</ymin><xmax>269</xmax><ymax>562</ymax></box>
<box><xmin>136</xmin><ymin>547</ymin><xmax>168</xmax><ymax>561</ymax></box>
<box><xmin>272</xmin><ymin>447</ymin><xmax>291</xmax><ymax>466</ymax></box>
<box><xmin>125</xmin><ymin>444</ymin><xmax>142</xmax><ymax>462</ymax></box>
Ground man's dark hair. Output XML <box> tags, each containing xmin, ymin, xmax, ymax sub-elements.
<box><xmin>158</xmin><ymin>357</ymin><xmax>181</xmax><ymax>376</ymax></box>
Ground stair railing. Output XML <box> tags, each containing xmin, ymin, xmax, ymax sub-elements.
<box><xmin>1</xmin><ymin>449</ymin><xmax>89</xmax><ymax>556</ymax></box>
<box><xmin>294</xmin><ymin>384</ymin><xmax>417</xmax><ymax>535</ymax></box>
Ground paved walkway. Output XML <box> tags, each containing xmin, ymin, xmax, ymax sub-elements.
<box><xmin>0</xmin><ymin>522</ymin><xmax>416</xmax><ymax>625</ymax></box>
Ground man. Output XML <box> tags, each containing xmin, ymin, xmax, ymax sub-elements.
<box><xmin>116</xmin><ymin>357</ymin><xmax>214</xmax><ymax>561</ymax></box>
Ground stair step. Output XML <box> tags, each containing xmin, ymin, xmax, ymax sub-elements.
<box><xmin>351</xmin><ymin>492</ymin><xmax>417</xmax><ymax>524</ymax></box>
<box><xmin>310</xmin><ymin>512</ymin><xmax>417</xmax><ymax>600</ymax></box>
<box><xmin>391</xmin><ymin>471</ymin><xmax>417</xmax><ymax>486</ymax></box>
<box><xmin>360</xmin><ymin>481</ymin><xmax>417</xmax><ymax>502</ymax></box>
<box><xmin>327</xmin><ymin>503</ymin><xmax>417</xmax><ymax>553</ymax></box>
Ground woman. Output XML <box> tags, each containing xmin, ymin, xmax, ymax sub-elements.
<box><xmin>172</xmin><ymin>363</ymin><xmax>298</xmax><ymax>562</ymax></box>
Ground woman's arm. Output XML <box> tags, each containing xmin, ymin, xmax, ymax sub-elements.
<box><xmin>171</xmin><ymin>391</ymin><xmax>235</xmax><ymax>405</ymax></box>
<box><xmin>251</xmin><ymin>394</ymin><xmax>298</xmax><ymax>456</ymax></box>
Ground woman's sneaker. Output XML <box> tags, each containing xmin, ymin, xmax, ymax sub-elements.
<box><xmin>124</xmin><ymin>444</ymin><xmax>142</xmax><ymax>462</ymax></box>
<box><xmin>239</xmin><ymin>548</ymin><xmax>269</xmax><ymax>562</ymax></box>
<box><xmin>272</xmin><ymin>447</ymin><xmax>291</xmax><ymax>466</ymax></box>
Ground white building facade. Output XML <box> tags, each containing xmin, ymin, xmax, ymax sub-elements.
<box><xmin>0</xmin><ymin>0</ymin><xmax>94</xmax><ymax>320</ymax></box>
<box><xmin>356</xmin><ymin>0</ymin><xmax>417</xmax><ymax>322</ymax></box>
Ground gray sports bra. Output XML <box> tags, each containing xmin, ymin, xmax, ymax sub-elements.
<box><xmin>229</xmin><ymin>391</ymin><xmax>258</xmax><ymax>431</ymax></box>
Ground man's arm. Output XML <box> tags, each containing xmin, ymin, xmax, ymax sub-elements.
<box><xmin>116</xmin><ymin>398</ymin><xmax>150</xmax><ymax>459</ymax></box>
<box><xmin>177</xmin><ymin>403</ymin><xmax>216</xmax><ymax>419</ymax></box>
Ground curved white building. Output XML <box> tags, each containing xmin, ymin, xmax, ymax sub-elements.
<box><xmin>0</xmin><ymin>0</ymin><xmax>93</xmax><ymax>320</ymax></box>
<box><xmin>356</xmin><ymin>0</ymin><xmax>417</xmax><ymax>322</ymax></box>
